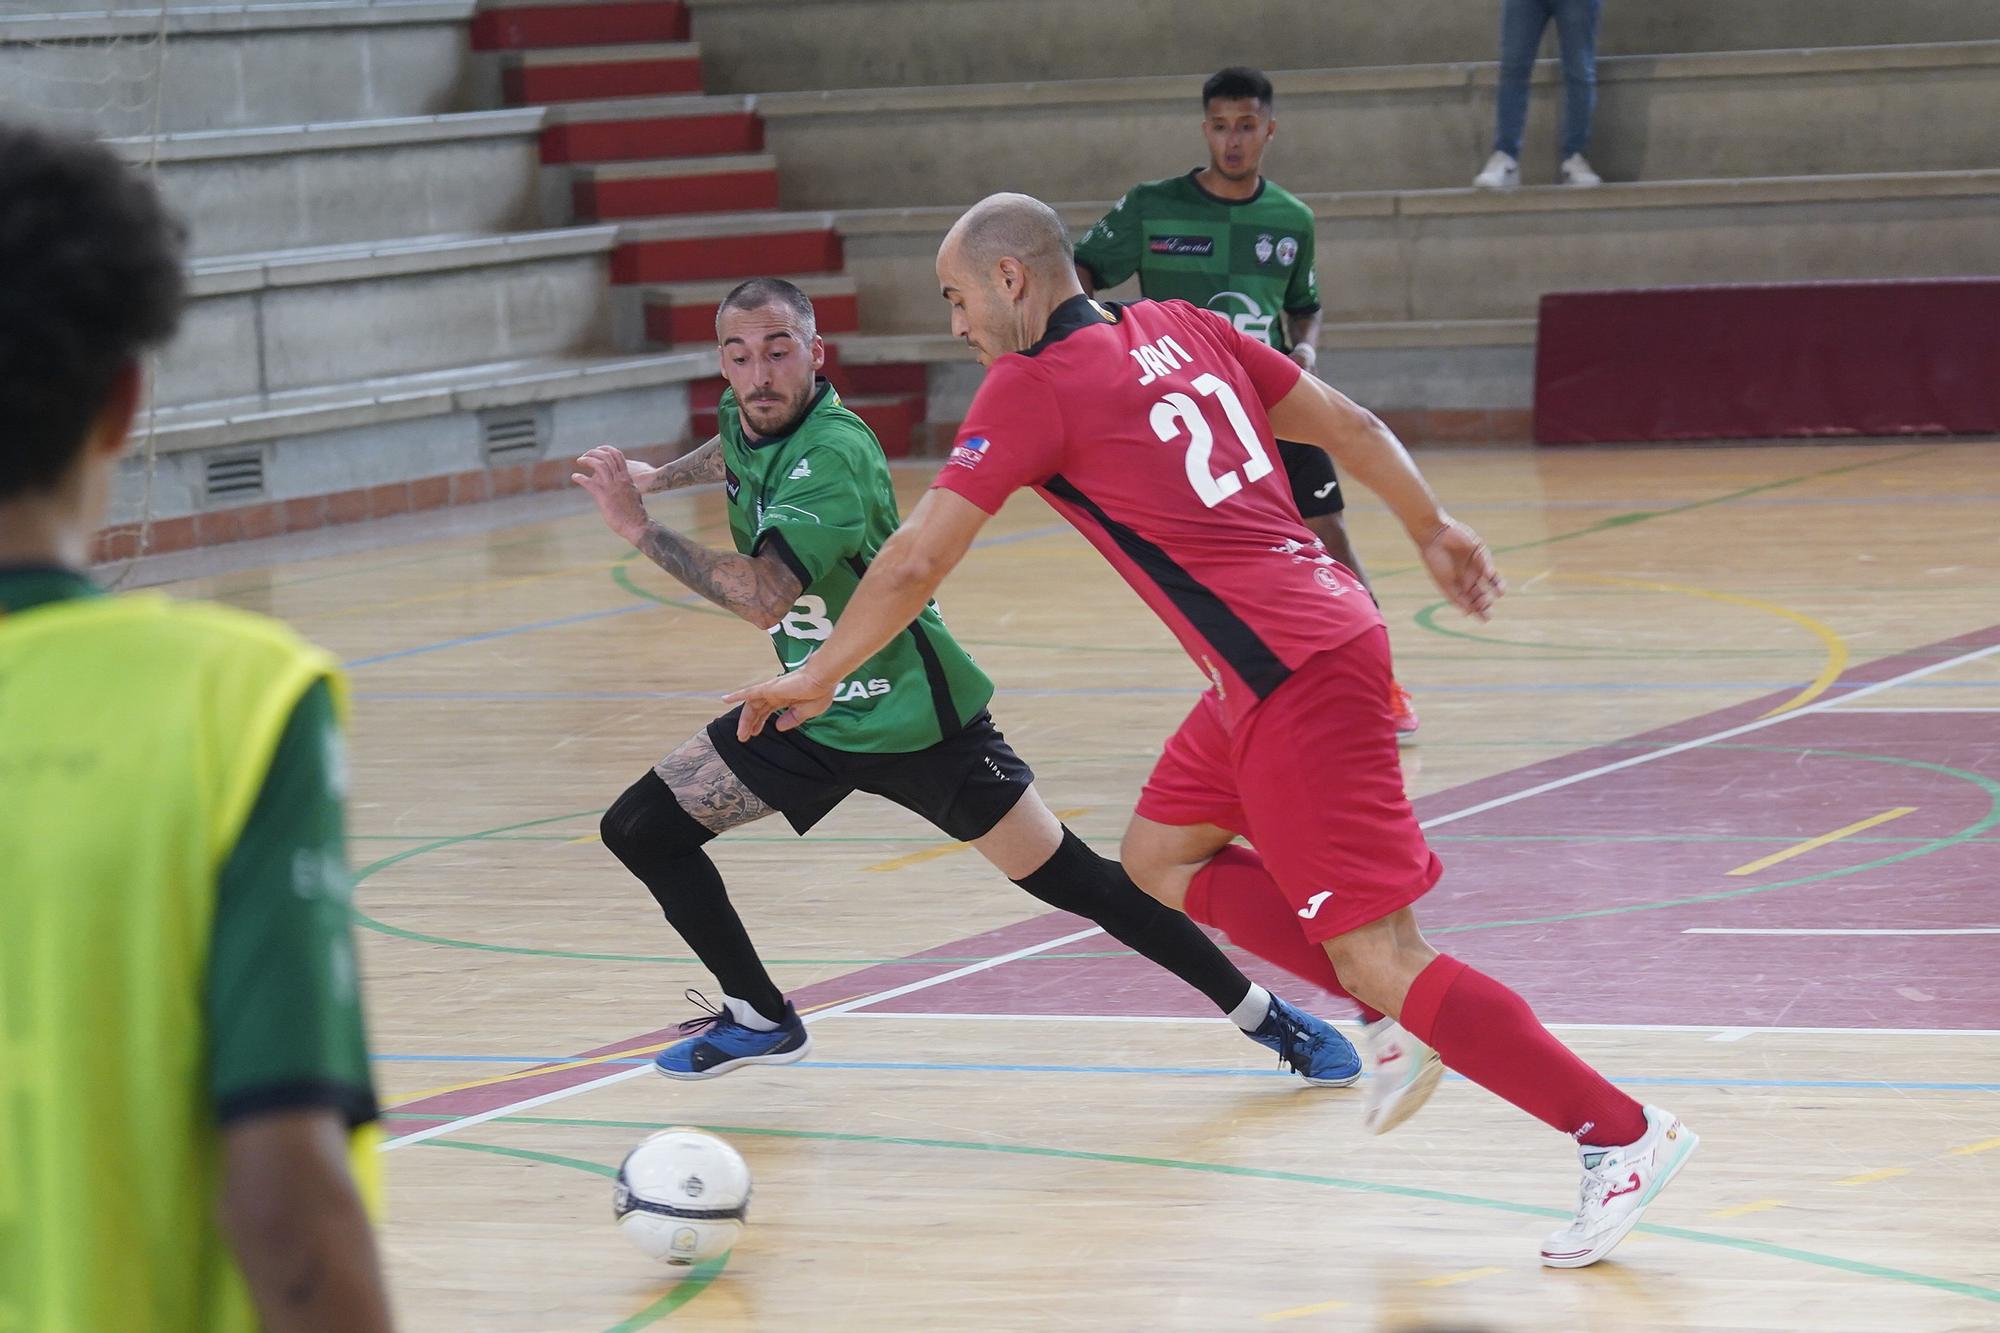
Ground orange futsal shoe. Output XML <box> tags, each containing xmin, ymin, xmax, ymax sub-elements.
<box><xmin>1389</xmin><ymin>679</ymin><xmax>1419</xmax><ymax>744</ymax></box>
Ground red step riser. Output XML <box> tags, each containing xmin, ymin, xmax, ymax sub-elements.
<box><xmin>503</xmin><ymin>59</ymin><xmax>702</xmax><ymax>106</ymax></box>
<box><xmin>471</xmin><ymin>1</ymin><xmax>688</xmax><ymax>50</ymax></box>
<box><xmin>541</xmin><ymin>114</ymin><xmax>763</xmax><ymax>165</ymax></box>
<box><xmin>575</xmin><ymin>170</ymin><xmax>778</xmax><ymax>222</ymax></box>
<box><xmin>839</xmin><ymin>362</ymin><xmax>927</xmax><ymax>396</ymax></box>
<box><xmin>850</xmin><ymin>399</ymin><xmax>921</xmax><ymax>458</ymax></box>
<box><xmin>612</xmin><ymin>231</ymin><xmax>843</xmax><ymax>284</ymax></box>
<box><xmin>648</xmin><ymin>293</ymin><xmax>857</xmax><ymax>347</ymax></box>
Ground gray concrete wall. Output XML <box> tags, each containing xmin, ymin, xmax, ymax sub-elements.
<box><xmin>689</xmin><ymin>0</ymin><xmax>2000</xmax><ymax>93</ymax></box>
<box><xmin>157</xmin><ymin>252</ymin><xmax>615</xmax><ymax>406</ymax></box>
<box><xmin>760</xmin><ymin>46</ymin><xmax>2000</xmax><ymax>208</ymax></box>
<box><xmin>0</xmin><ymin>16</ymin><xmax>475</xmax><ymax>135</ymax></box>
<box><xmin>146</xmin><ymin>130</ymin><xmax>543</xmax><ymax>256</ymax></box>
<box><xmin>840</xmin><ymin>178</ymin><xmax>2000</xmax><ymax>333</ymax></box>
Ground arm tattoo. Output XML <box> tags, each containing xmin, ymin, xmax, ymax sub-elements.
<box><xmin>655</xmin><ymin>732</ymin><xmax>772</xmax><ymax>833</ymax></box>
<box><xmin>647</xmin><ymin>437</ymin><xmax>725</xmax><ymax>492</ymax></box>
<box><xmin>635</xmin><ymin>520</ymin><xmax>802</xmax><ymax>625</ymax></box>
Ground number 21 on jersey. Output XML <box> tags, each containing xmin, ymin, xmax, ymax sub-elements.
<box><xmin>1151</xmin><ymin>373</ymin><xmax>1274</xmax><ymax>509</ymax></box>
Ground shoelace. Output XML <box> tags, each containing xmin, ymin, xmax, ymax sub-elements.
<box><xmin>1577</xmin><ymin>1156</ymin><xmax>1622</xmax><ymax>1211</ymax></box>
<box><xmin>1270</xmin><ymin>1008</ymin><xmax>1315</xmax><ymax>1073</ymax></box>
<box><xmin>675</xmin><ymin>988</ymin><xmax>729</xmax><ymax>1036</ymax></box>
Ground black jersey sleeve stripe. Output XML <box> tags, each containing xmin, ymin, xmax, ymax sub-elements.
<box><xmin>843</xmin><ymin>554</ymin><xmax>961</xmax><ymax>741</ymax></box>
<box><xmin>1043</xmin><ymin>474</ymin><xmax>1293</xmax><ymax>699</ymax></box>
<box><xmin>754</xmin><ymin>528</ymin><xmax>814</xmax><ymax>591</ymax></box>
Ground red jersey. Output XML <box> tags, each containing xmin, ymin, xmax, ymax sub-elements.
<box><xmin>933</xmin><ymin>296</ymin><xmax>1383</xmax><ymax>724</ymax></box>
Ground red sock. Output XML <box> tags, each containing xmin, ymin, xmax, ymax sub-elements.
<box><xmin>1402</xmin><ymin>955</ymin><xmax>1646</xmax><ymax>1146</ymax></box>
<box><xmin>1183</xmin><ymin>846</ymin><xmax>1349</xmax><ymax>999</ymax></box>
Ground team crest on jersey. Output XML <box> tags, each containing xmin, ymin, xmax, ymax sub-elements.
<box><xmin>1149</xmin><ymin>235</ymin><xmax>1215</xmax><ymax>257</ymax></box>
<box><xmin>1255</xmin><ymin>233</ymin><xmax>1274</xmax><ymax>264</ymax></box>
<box><xmin>949</xmin><ymin>436</ymin><xmax>991</xmax><ymax>470</ymax></box>
<box><xmin>724</xmin><ymin>465</ymin><xmax>741</xmax><ymax>500</ymax></box>
<box><xmin>1276</xmin><ymin>236</ymin><xmax>1299</xmax><ymax>266</ymax></box>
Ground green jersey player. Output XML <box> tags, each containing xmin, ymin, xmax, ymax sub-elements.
<box><xmin>1074</xmin><ymin>66</ymin><xmax>1417</xmax><ymax>737</ymax></box>
<box><xmin>571</xmin><ymin>278</ymin><xmax>1360</xmax><ymax>1083</ymax></box>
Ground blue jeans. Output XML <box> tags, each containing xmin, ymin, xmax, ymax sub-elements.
<box><xmin>1492</xmin><ymin>0</ymin><xmax>1603</xmax><ymax>159</ymax></box>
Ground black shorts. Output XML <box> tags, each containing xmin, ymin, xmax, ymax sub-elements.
<box><xmin>706</xmin><ymin>708</ymin><xmax>1036</xmax><ymax>840</ymax></box>
<box><xmin>1277</xmin><ymin>439</ymin><xmax>1344</xmax><ymax>516</ymax></box>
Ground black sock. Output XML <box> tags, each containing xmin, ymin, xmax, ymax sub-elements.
<box><xmin>1011</xmin><ymin>826</ymin><xmax>1252</xmax><ymax>1015</ymax></box>
<box><xmin>600</xmin><ymin>773</ymin><xmax>788</xmax><ymax>1024</ymax></box>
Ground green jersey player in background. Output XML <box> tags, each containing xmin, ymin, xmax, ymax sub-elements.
<box><xmin>571</xmin><ymin>278</ymin><xmax>1361</xmax><ymax>1083</ymax></box>
<box><xmin>1073</xmin><ymin>67</ymin><xmax>1418</xmax><ymax>738</ymax></box>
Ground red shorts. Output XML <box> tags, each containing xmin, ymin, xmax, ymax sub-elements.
<box><xmin>1136</xmin><ymin>626</ymin><xmax>1442</xmax><ymax>942</ymax></box>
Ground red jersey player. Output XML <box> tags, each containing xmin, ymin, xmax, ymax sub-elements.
<box><xmin>729</xmin><ymin>193</ymin><xmax>1698</xmax><ymax>1269</ymax></box>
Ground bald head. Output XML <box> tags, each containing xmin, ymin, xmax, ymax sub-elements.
<box><xmin>942</xmin><ymin>192</ymin><xmax>1072</xmax><ymax>279</ymax></box>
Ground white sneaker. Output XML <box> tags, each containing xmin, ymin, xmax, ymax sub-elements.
<box><xmin>1360</xmin><ymin>1017</ymin><xmax>1445</xmax><ymax>1134</ymax></box>
<box><xmin>1560</xmin><ymin>153</ymin><xmax>1602</xmax><ymax>186</ymax></box>
<box><xmin>1541</xmin><ymin>1105</ymin><xmax>1699</xmax><ymax>1268</ymax></box>
<box><xmin>1472</xmin><ymin>151</ymin><xmax>1519</xmax><ymax>189</ymax></box>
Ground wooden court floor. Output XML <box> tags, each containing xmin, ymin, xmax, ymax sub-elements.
<box><xmin>150</xmin><ymin>439</ymin><xmax>2000</xmax><ymax>1331</ymax></box>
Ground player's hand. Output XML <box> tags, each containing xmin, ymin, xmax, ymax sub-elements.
<box><xmin>571</xmin><ymin>446</ymin><xmax>649</xmax><ymax>542</ymax></box>
<box><xmin>623</xmin><ymin>456</ymin><xmax>662</xmax><ymax>493</ymax></box>
<box><xmin>1289</xmin><ymin>343</ymin><xmax>1318</xmax><ymax>373</ymax></box>
<box><xmin>725</xmin><ymin>668</ymin><xmax>838</xmax><ymax>740</ymax></box>
<box><xmin>1419</xmin><ymin>516</ymin><xmax>1503</xmax><ymax>622</ymax></box>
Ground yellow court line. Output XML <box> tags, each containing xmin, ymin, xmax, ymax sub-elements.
<box><xmin>1417</xmin><ymin>1266</ymin><xmax>1506</xmax><ymax>1288</ymax></box>
<box><xmin>1950</xmin><ymin>1136</ymin><xmax>2000</xmax><ymax>1156</ymax></box>
<box><xmin>390</xmin><ymin>994</ymin><xmax>862</xmax><ymax>1103</ymax></box>
<box><xmin>1558</xmin><ymin>572</ymin><xmax>1849</xmax><ymax>716</ymax></box>
<box><xmin>566</xmin><ymin>833</ymin><xmax>603</xmax><ymax>845</ymax></box>
<box><xmin>1709</xmin><ymin>1199</ymin><xmax>1785</xmax><ymax>1219</ymax></box>
<box><xmin>1836</xmin><ymin>1167</ymin><xmax>1910</xmax><ymax>1186</ymax></box>
<box><xmin>1726</xmin><ymin>807</ymin><xmax>1916</xmax><ymax>877</ymax></box>
<box><xmin>1259</xmin><ymin>1298</ymin><xmax>1350</xmax><ymax>1322</ymax></box>
<box><xmin>864</xmin><ymin>808</ymin><xmax>1089</xmax><ymax>873</ymax></box>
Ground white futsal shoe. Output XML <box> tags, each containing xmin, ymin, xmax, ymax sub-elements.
<box><xmin>1360</xmin><ymin>1016</ymin><xmax>1445</xmax><ymax>1134</ymax></box>
<box><xmin>1541</xmin><ymin>1105</ymin><xmax>1700</xmax><ymax>1268</ymax></box>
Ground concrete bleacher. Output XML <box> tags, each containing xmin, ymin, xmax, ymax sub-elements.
<box><xmin>686</xmin><ymin>0</ymin><xmax>2000</xmax><ymax>92</ymax></box>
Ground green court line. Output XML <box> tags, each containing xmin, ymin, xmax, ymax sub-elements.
<box><xmin>350</xmin><ymin>746</ymin><xmax>1997</xmax><ymax>965</ymax></box>
<box><xmin>417</xmin><ymin>1138</ymin><xmax>727</xmax><ymax>1330</ymax></box>
<box><xmin>393</xmin><ymin>1115</ymin><xmax>2000</xmax><ymax>1309</ymax></box>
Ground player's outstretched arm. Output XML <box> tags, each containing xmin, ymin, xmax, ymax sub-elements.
<box><xmin>726</xmin><ymin>488</ymin><xmax>991</xmax><ymax>738</ymax></box>
<box><xmin>572</xmin><ymin>445</ymin><xmax>801</xmax><ymax>628</ymax></box>
<box><xmin>631</xmin><ymin>435</ymin><xmax>725</xmax><ymax>494</ymax></box>
<box><xmin>1266</xmin><ymin>374</ymin><xmax>1503</xmax><ymax>621</ymax></box>
<box><xmin>219</xmin><ymin>1108</ymin><xmax>395</xmax><ymax>1333</ymax></box>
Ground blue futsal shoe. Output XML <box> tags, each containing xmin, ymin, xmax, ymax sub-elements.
<box><xmin>653</xmin><ymin>990</ymin><xmax>811</xmax><ymax>1081</ymax></box>
<box><xmin>1248</xmin><ymin>996</ymin><xmax>1363</xmax><ymax>1086</ymax></box>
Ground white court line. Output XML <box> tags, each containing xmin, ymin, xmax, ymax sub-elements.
<box><xmin>821</xmin><ymin>1012</ymin><xmax>2000</xmax><ymax>1038</ymax></box>
<box><xmin>1418</xmin><ymin>641</ymin><xmax>2000</xmax><ymax>830</ymax></box>
<box><xmin>381</xmin><ymin>926</ymin><xmax>1108</xmax><ymax>1150</ymax></box>
<box><xmin>384</xmin><ymin>639</ymin><xmax>2000</xmax><ymax>1144</ymax></box>
<box><xmin>1686</xmin><ymin>927</ymin><xmax>2000</xmax><ymax>936</ymax></box>
<box><xmin>1824</xmin><ymin>706</ymin><xmax>2000</xmax><ymax>713</ymax></box>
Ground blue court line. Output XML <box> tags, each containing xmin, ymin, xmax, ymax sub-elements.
<box><xmin>369</xmin><ymin>1054</ymin><xmax>2000</xmax><ymax>1092</ymax></box>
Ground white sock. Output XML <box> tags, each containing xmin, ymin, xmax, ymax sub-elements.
<box><xmin>724</xmin><ymin>995</ymin><xmax>782</xmax><ymax>1031</ymax></box>
<box><xmin>1229</xmin><ymin>983</ymin><xmax>1273</xmax><ymax>1031</ymax></box>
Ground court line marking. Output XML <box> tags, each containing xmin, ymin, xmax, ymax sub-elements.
<box><xmin>822</xmin><ymin>1013</ymin><xmax>2000</xmax><ymax>1038</ymax></box>
<box><xmin>1835</xmin><ymin>1167</ymin><xmax>1910</xmax><ymax>1187</ymax></box>
<box><xmin>380</xmin><ymin>925</ymin><xmax>1108</xmax><ymax>1148</ymax></box>
<box><xmin>1688</xmin><ymin>927</ymin><xmax>2000</xmax><ymax>937</ymax></box>
<box><xmin>1951</xmin><ymin>1137</ymin><xmax>2000</xmax><ymax>1156</ymax></box>
<box><xmin>1709</xmin><ymin>1200</ymin><xmax>1785</xmax><ymax>1219</ymax></box>
<box><xmin>376</xmin><ymin>639</ymin><xmax>2000</xmax><ymax>1136</ymax></box>
<box><xmin>1726</xmin><ymin>807</ymin><xmax>1916</xmax><ymax>876</ymax></box>
<box><xmin>863</xmin><ymin>807</ymin><xmax>1087</xmax><ymax>873</ymax></box>
<box><xmin>1837</xmin><ymin>706</ymin><xmax>2000</xmax><ymax>713</ymax></box>
<box><xmin>1417</xmin><ymin>1266</ymin><xmax>1506</xmax><ymax>1288</ymax></box>
<box><xmin>1418</xmin><ymin>640</ymin><xmax>2000</xmax><ymax>831</ymax></box>
<box><xmin>1260</xmin><ymin>1297</ymin><xmax>1350</xmax><ymax>1322</ymax></box>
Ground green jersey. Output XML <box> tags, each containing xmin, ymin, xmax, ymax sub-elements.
<box><xmin>1074</xmin><ymin>170</ymin><xmax>1320</xmax><ymax>352</ymax></box>
<box><xmin>719</xmin><ymin>380</ymin><xmax>994</xmax><ymax>752</ymax></box>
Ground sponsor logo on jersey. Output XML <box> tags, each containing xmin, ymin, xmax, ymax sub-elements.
<box><xmin>724</xmin><ymin>465</ymin><xmax>741</xmax><ymax>500</ymax></box>
<box><xmin>788</xmin><ymin>457</ymin><xmax>813</xmax><ymax>480</ymax></box>
<box><xmin>1254</xmin><ymin>233</ymin><xmax>1275</xmax><ymax>264</ymax></box>
<box><xmin>1149</xmin><ymin>234</ymin><xmax>1215</xmax><ymax>257</ymax></box>
<box><xmin>1206</xmin><ymin>291</ymin><xmax>1275</xmax><ymax>344</ymax></box>
<box><xmin>1276</xmin><ymin>236</ymin><xmax>1299</xmax><ymax>266</ymax></box>
<box><xmin>833</xmin><ymin>677</ymin><xmax>894</xmax><ymax>703</ymax></box>
<box><xmin>1314</xmin><ymin>565</ymin><xmax>1353</xmax><ymax>595</ymax></box>
<box><xmin>949</xmin><ymin>435</ymin><xmax>991</xmax><ymax>470</ymax></box>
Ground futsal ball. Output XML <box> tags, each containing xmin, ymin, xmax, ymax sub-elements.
<box><xmin>613</xmin><ymin>1129</ymin><xmax>751</xmax><ymax>1268</ymax></box>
